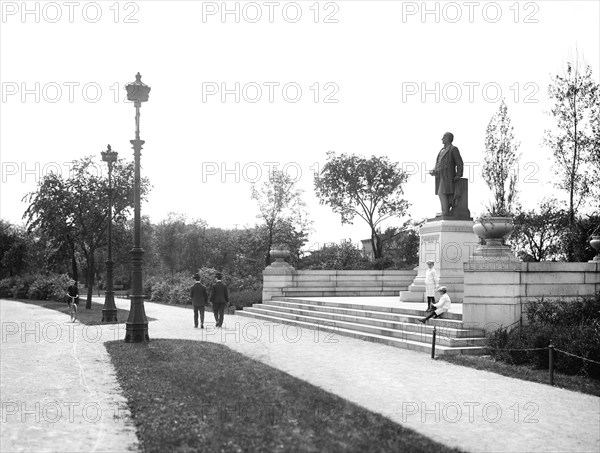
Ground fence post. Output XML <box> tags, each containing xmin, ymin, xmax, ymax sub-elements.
<box><xmin>431</xmin><ymin>326</ymin><xmax>437</xmax><ymax>359</ymax></box>
<box><xmin>548</xmin><ymin>343</ymin><xmax>555</xmax><ymax>386</ymax></box>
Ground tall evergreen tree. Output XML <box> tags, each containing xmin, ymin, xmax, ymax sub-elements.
<box><xmin>482</xmin><ymin>99</ymin><xmax>521</xmax><ymax>215</ymax></box>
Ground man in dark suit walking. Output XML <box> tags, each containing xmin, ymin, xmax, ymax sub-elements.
<box><xmin>429</xmin><ymin>132</ymin><xmax>464</xmax><ymax>216</ymax></box>
<box><xmin>210</xmin><ymin>273</ymin><xmax>229</xmax><ymax>327</ymax></box>
<box><xmin>191</xmin><ymin>273</ymin><xmax>208</xmax><ymax>328</ymax></box>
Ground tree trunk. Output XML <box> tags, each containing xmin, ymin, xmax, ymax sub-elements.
<box><xmin>567</xmin><ymin>95</ymin><xmax>578</xmax><ymax>262</ymax></box>
<box><xmin>371</xmin><ymin>230</ymin><xmax>383</xmax><ymax>260</ymax></box>
<box><xmin>265</xmin><ymin>225</ymin><xmax>273</xmax><ymax>267</ymax></box>
<box><xmin>70</xmin><ymin>241</ymin><xmax>78</xmax><ymax>283</ymax></box>
<box><xmin>85</xmin><ymin>251</ymin><xmax>95</xmax><ymax>309</ymax></box>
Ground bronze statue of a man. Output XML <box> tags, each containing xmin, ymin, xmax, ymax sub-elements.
<box><xmin>429</xmin><ymin>132</ymin><xmax>464</xmax><ymax>216</ymax></box>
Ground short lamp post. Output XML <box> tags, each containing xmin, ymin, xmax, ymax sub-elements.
<box><xmin>101</xmin><ymin>144</ymin><xmax>118</xmax><ymax>323</ymax></box>
<box><xmin>124</xmin><ymin>72</ymin><xmax>150</xmax><ymax>343</ymax></box>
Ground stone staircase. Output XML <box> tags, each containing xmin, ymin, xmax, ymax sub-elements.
<box><xmin>279</xmin><ymin>270</ymin><xmax>416</xmax><ymax>298</ymax></box>
<box><xmin>237</xmin><ymin>297</ymin><xmax>488</xmax><ymax>356</ymax></box>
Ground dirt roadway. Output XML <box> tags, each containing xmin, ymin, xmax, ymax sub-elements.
<box><xmin>1</xmin><ymin>298</ymin><xmax>599</xmax><ymax>453</ymax></box>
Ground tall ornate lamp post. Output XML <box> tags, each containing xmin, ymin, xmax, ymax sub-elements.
<box><xmin>124</xmin><ymin>72</ymin><xmax>150</xmax><ymax>343</ymax></box>
<box><xmin>101</xmin><ymin>144</ymin><xmax>119</xmax><ymax>323</ymax></box>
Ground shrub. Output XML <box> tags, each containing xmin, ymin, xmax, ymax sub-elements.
<box><xmin>526</xmin><ymin>296</ymin><xmax>600</xmax><ymax>326</ymax></box>
<box><xmin>299</xmin><ymin>241</ymin><xmax>371</xmax><ymax>270</ymax></box>
<box><xmin>0</xmin><ymin>277</ymin><xmax>17</xmax><ymax>298</ymax></box>
<box><xmin>27</xmin><ymin>273</ymin><xmax>71</xmax><ymax>301</ymax></box>
<box><xmin>13</xmin><ymin>275</ymin><xmax>33</xmax><ymax>299</ymax></box>
<box><xmin>147</xmin><ymin>270</ymin><xmax>262</xmax><ymax>308</ymax></box>
<box><xmin>0</xmin><ymin>273</ymin><xmax>72</xmax><ymax>302</ymax></box>
<box><xmin>229</xmin><ymin>289</ymin><xmax>262</xmax><ymax>309</ymax></box>
<box><xmin>489</xmin><ymin>293</ymin><xmax>600</xmax><ymax>379</ymax></box>
<box><xmin>149</xmin><ymin>280</ymin><xmax>171</xmax><ymax>304</ymax></box>
<box><xmin>168</xmin><ymin>281</ymin><xmax>192</xmax><ymax>305</ymax></box>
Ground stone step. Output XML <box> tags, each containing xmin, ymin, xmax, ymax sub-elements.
<box><xmin>236</xmin><ymin>310</ymin><xmax>487</xmax><ymax>356</ymax></box>
<box><xmin>266</xmin><ymin>300</ymin><xmax>478</xmax><ymax>335</ymax></box>
<box><xmin>243</xmin><ymin>306</ymin><xmax>486</xmax><ymax>347</ymax></box>
<box><xmin>282</xmin><ymin>289</ymin><xmax>405</xmax><ymax>297</ymax></box>
<box><xmin>274</xmin><ymin>297</ymin><xmax>463</xmax><ymax>321</ymax></box>
<box><xmin>400</xmin><ymin>290</ymin><xmax>464</xmax><ymax>304</ymax></box>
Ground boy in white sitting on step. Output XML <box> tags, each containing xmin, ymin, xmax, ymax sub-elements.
<box><xmin>419</xmin><ymin>286</ymin><xmax>451</xmax><ymax>323</ymax></box>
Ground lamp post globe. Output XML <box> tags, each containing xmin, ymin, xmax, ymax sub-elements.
<box><xmin>124</xmin><ymin>73</ymin><xmax>151</xmax><ymax>343</ymax></box>
<box><xmin>101</xmin><ymin>144</ymin><xmax>119</xmax><ymax>323</ymax></box>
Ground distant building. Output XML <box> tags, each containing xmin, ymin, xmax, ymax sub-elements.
<box><xmin>360</xmin><ymin>234</ymin><xmax>391</xmax><ymax>261</ymax></box>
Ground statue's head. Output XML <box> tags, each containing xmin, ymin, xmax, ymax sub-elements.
<box><xmin>442</xmin><ymin>132</ymin><xmax>454</xmax><ymax>144</ymax></box>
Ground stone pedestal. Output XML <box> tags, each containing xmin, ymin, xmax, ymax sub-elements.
<box><xmin>463</xmin><ymin>237</ymin><xmax>522</xmax><ymax>331</ymax></box>
<box><xmin>262</xmin><ymin>259</ymin><xmax>296</xmax><ymax>302</ymax></box>
<box><xmin>400</xmin><ymin>219</ymin><xmax>479</xmax><ymax>304</ymax></box>
<box><xmin>462</xmin><ymin>259</ymin><xmax>524</xmax><ymax>332</ymax></box>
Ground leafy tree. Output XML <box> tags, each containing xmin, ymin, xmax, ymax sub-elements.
<box><xmin>0</xmin><ymin>220</ymin><xmax>30</xmax><ymax>277</ymax></box>
<box><xmin>299</xmin><ymin>240</ymin><xmax>370</xmax><ymax>270</ymax></box>
<box><xmin>251</xmin><ymin>169</ymin><xmax>310</xmax><ymax>266</ymax></box>
<box><xmin>482</xmin><ymin>99</ymin><xmax>521</xmax><ymax>215</ymax></box>
<box><xmin>23</xmin><ymin>156</ymin><xmax>149</xmax><ymax>308</ymax></box>
<box><xmin>22</xmin><ymin>173</ymin><xmax>80</xmax><ymax>281</ymax></box>
<box><xmin>508</xmin><ymin>200</ymin><xmax>568</xmax><ymax>261</ymax></box>
<box><xmin>199</xmin><ymin>226</ymin><xmax>238</xmax><ymax>273</ymax></box>
<box><xmin>544</xmin><ymin>58</ymin><xmax>600</xmax><ymax>259</ymax></box>
<box><xmin>563</xmin><ymin>213</ymin><xmax>600</xmax><ymax>262</ymax></box>
<box><xmin>314</xmin><ymin>152</ymin><xmax>409</xmax><ymax>259</ymax></box>
<box><xmin>588</xmin><ymin>93</ymin><xmax>600</xmax><ymax>214</ymax></box>
<box><xmin>381</xmin><ymin>220</ymin><xmax>421</xmax><ymax>269</ymax></box>
<box><xmin>154</xmin><ymin>213</ymin><xmax>208</xmax><ymax>277</ymax></box>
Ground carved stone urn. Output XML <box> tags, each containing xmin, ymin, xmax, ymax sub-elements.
<box><xmin>590</xmin><ymin>235</ymin><xmax>600</xmax><ymax>262</ymax></box>
<box><xmin>472</xmin><ymin>216</ymin><xmax>516</xmax><ymax>261</ymax></box>
<box><xmin>269</xmin><ymin>246</ymin><xmax>291</xmax><ymax>267</ymax></box>
<box><xmin>473</xmin><ymin>216</ymin><xmax>514</xmax><ymax>246</ymax></box>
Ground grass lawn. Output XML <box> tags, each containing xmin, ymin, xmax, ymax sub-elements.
<box><xmin>439</xmin><ymin>354</ymin><xmax>600</xmax><ymax>397</ymax></box>
<box><xmin>106</xmin><ymin>339</ymin><xmax>464</xmax><ymax>453</ymax></box>
<box><xmin>12</xmin><ymin>298</ymin><xmax>154</xmax><ymax>325</ymax></box>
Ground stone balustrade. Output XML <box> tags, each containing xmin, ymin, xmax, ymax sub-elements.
<box><xmin>463</xmin><ymin>261</ymin><xmax>600</xmax><ymax>331</ymax></box>
<box><xmin>263</xmin><ymin>263</ymin><xmax>417</xmax><ymax>301</ymax></box>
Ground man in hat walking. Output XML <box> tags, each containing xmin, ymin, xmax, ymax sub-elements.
<box><xmin>191</xmin><ymin>273</ymin><xmax>208</xmax><ymax>328</ymax></box>
<box><xmin>210</xmin><ymin>273</ymin><xmax>229</xmax><ymax>328</ymax></box>
<box><xmin>419</xmin><ymin>286</ymin><xmax>451</xmax><ymax>323</ymax></box>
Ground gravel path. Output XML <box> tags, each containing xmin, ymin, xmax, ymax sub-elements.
<box><xmin>1</xmin><ymin>300</ymin><xmax>138</xmax><ymax>453</ymax></box>
<box><xmin>2</xmin><ymin>297</ymin><xmax>599</xmax><ymax>453</ymax></box>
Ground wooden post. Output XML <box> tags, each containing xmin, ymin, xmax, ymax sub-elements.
<box><xmin>549</xmin><ymin>343</ymin><xmax>555</xmax><ymax>386</ymax></box>
<box><xmin>431</xmin><ymin>326</ymin><xmax>437</xmax><ymax>359</ymax></box>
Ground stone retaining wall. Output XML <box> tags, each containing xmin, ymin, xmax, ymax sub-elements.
<box><xmin>263</xmin><ymin>266</ymin><xmax>417</xmax><ymax>301</ymax></box>
<box><xmin>463</xmin><ymin>261</ymin><xmax>600</xmax><ymax>331</ymax></box>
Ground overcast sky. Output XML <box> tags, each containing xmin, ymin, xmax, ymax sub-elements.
<box><xmin>1</xmin><ymin>0</ymin><xmax>599</xmax><ymax>249</ymax></box>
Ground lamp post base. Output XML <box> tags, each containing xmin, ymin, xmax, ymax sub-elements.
<box><xmin>101</xmin><ymin>308</ymin><xmax>118</xmax><ymax>323</ymax></box>
<box><xmin>124</xmin><ymin>322</ymin><xmax>150</xmax><ymax>343</ymax></box>
<box><xmin>101</xmin><ymin>289</ymin><xmax>118</xmax><ymax>323</ymax></box>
